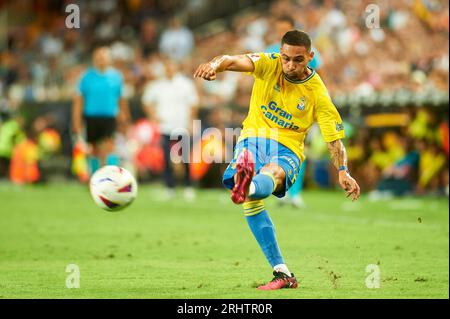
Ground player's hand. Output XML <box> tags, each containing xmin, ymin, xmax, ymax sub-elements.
<box><xmin>338</xmin><ymin>171</ymin><xmax>360</xmax><ymax>201</ymax></box>
<box><xmin>193</xmin><ymin>62</ymin><xmax>217</xmax><ymax>81</ymax></box>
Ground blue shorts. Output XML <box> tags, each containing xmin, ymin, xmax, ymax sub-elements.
<box><xmin>222</xmin><ymin>137</ymin><xmax>301</xmax><ymax>198</ymax></box>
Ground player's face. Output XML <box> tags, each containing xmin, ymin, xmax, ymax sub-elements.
<box><xmin>280</xmin><ymin>44</ymin><xmax>314</xmax><ymax>80</ymax></box>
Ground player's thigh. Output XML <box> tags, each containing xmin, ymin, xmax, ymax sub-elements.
<box><xmin>222</xmin><ymin>138</ymin><xmax>262</xmax><ymax>189</ymax></box>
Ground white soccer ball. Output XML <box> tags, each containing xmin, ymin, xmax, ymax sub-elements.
<box><xmin>89</xmin><ymin>165</ymin><xmax>138</xmax><ymax>211</ymax></box>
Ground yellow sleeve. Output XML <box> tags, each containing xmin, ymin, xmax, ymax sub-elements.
<box><xmin>246</xmin><ymin>52</ymin><xmax>279</xmax><ymax>80</ymax></box>
<box><xmin>314</xmin><ymin>87</ymin><xmax>345</xmax><ymax>143</ymax></box>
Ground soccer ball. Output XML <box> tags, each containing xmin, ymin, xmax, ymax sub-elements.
<box><xmin>89</xmin><ymin>165</ymin><xmax>138</xmax><ymax>211</ymax></box>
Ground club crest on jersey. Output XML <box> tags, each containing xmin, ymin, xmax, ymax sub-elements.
<box><xmin>297</xmin><ymin>97</ymin><xmax>307</xmax><ymax>111</ymax></box>
<box><xmin>273</xmin><ymin>83</ymin><xmax>281</xmax><ymax>92</ymax></box>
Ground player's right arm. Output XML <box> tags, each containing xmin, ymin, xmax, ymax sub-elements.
<box><xmin>72</xmin><ymin>94</ymin><xmax>84</xmax><ymax>138</ymax></box>
<box><xmin>72</xmin><ymin>71</ymin><xmax>87</xmax><ymax>141</ymax></box>
<box><xmin>193</xmin><ymin>55</ymin><xmax>254</xmax><ymax>81</ymax></box>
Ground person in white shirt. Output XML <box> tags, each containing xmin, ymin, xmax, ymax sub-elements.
<box><xmin>142</xmin><ymin>58</ymin><xmax>199</xmax><ymax>200</ymax></box>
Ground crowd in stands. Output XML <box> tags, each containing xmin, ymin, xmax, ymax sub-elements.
<box><xmin>0</xmin><ymin>0</ymin><xmax>448</xmax><ymax>196</ymax></box>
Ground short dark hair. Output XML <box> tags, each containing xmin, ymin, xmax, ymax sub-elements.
<box><xmin>281</xmin><ymin>30</ymin><xmax>311</xmax><ymax>51</ymax></box>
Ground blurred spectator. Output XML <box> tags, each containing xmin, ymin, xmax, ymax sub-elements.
<box><xmin>141</xmin><ymin>58</ymin><xmax>199</xmax><ymax>200</ymax></box>
<box><xmin>159</xmin><ymin>16</ymin><xmax>194</xmax><ymax>62</ymax></box>
<box><xmin>0</xmin><ymin>115</ymin><xmax>25</xmax><ymax>179</ymax></box>
<box><xmin>9</xmin><ymin>118</ymin><xmax>46</xmax><ymax>185</ymax></box>
<box><xmin>418</xmin><ymin>142</ymin><xmax>447</xmax><ymax>194</ymax></box>
<box><xmin>0</xmin><ymin>0</ymin><xmax>448</xmax><ymax>197</ymax></box>
<box><xmin>140</xmin><ymin>18</ymin><xmax>160</xmax><ymax>58</ymax></box>
<box><xmin>2</xmin><ymin>0</ymin><xmax>448</xmax><ymax>103</ymax></box>
<box><xmin>369</xmin><ymin>137</ymin><xmax>420</xmax><ymax>199</ymax></box>
<box><xmin>438</xmin><ymin>119</ymin><xmax>449</xmax><ymax>157</ymax></box>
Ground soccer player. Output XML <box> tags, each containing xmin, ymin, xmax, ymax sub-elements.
<box><xmin>266</xmin><ymin>15</ymin><xmax>323</xmax><ymax>208</ymax></box>
<box><xmin>72</xmin><ymin>47</ymin><xmax>130</xmax><ymax>175</ymax></box>
<box><xmin>194</xmin><ymin>30</ymin><xmax>360</xmax><ymax>290</ymax></box>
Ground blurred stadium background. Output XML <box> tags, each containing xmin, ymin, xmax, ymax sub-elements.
<box><xmin>0</xmin><ymin>0</ymin><xmax>449</xmax><ymax>300</ymax></box>
<box><xmin>0</xmin><ymin>0</ymin><xmax>448</xmax><ymax>197</ymax></box>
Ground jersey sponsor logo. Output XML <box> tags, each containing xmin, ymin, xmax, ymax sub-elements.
<box><xmin>297</xmin><ymin>97</ymin><xmax>307</xmax><ymax>111</ymax></box>
<box><xmin>260</xmin><ymin>101</ymin><xmax>299</xmax><ymax>130</ymax></box>
<box><xmin>335</xmin><ymin>122</ymin><xmax>344</xmax><ymax>131</ymax></box>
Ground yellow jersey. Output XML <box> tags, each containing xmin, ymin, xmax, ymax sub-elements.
<box><xmin>239</xmin><ymin>52</ymin><xmax>345</xmax><ymax>162</ymax></box>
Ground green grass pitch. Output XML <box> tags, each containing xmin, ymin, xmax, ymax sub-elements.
<box><xmin>0</xmin><ymin>182</ymin><xmax>448</xmax><ymax>298</ymax></box>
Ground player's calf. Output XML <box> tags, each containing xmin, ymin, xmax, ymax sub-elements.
<box><xmin>247</xmin><ymin>172</ymin><xmax>275</xmax><ymax>199</ymax></box>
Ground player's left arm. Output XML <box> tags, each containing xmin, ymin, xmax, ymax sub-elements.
<box><xmin>315</xmin><ymin>84</ymin><xmax>360</xmax><ymax>201</ymax></box>
<box><xmin>327</xmin><ymin>139</ymin><xmax>361</xmax><ymax>201</ymax></box>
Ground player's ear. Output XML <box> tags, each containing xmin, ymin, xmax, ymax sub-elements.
<box><xmin>309</xmin><ymin>50</ymin><xmax>315</xmax><ymax>61</ymax></box>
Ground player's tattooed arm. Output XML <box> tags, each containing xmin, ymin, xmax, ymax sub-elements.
<box><xmin>327</xmin><ymin>139</ymin><xmax>361</xmax><ymax>201</ymax></box>
<box><xmin>194</xmin><ymin>55</ymin><xmax>254</xmax><ymax>81</ymax></box>
<box><xmin>327</xmin><ymin>139</ymin><xmax>348</xmax><ymax>170</ymax></box>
